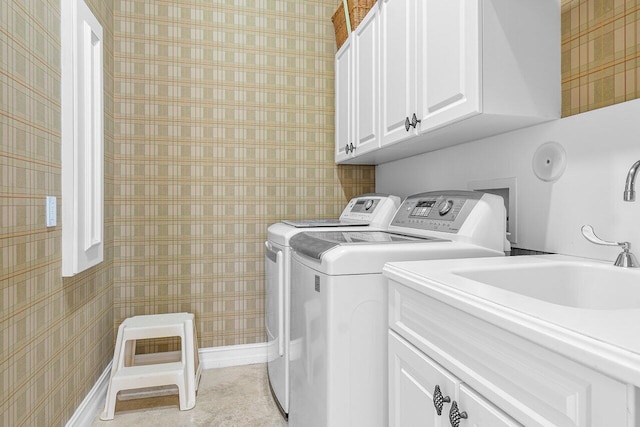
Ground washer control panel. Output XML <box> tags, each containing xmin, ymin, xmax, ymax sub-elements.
<box><xmin>391</xmin><ymin>191</ymin><xmax>483</xmax><ymax>233</ymax></box>
<box><xmin>339</xmin><ymin>194</ymin><xmax>399</xmax><ymax>223</ymax></box>
<box><xmin>349</xmin><ymin>198</ymin><xmax>379</xmax><ymax>214</ymax></box>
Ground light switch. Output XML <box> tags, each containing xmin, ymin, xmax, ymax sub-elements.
<box><xmin>46</xmin><ymin>196</ymin><xmax>57</xmax><ymax>227</ymax></box>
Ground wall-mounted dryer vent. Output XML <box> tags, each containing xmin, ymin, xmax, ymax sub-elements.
<box><xmin>468</xmin><ymin>178</ymin><xmax>517</xmax><ymax>244</ymax></box>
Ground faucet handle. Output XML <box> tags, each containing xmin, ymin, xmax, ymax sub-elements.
<box><xmin>581</xmin><ymin>225</ymin><xmax>639</xmax><ymax>268</ymax></box>
<box><xmin>581</xmin><ymin>225</ymin><xmax>628</xmax><ymax>249</ymax></box>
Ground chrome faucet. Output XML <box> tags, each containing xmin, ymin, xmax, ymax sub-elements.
<box><xmin>581</xmin><ymin>163</ymin><xmax>640</xmax><ymax>266</ymax></box>
<box><xmin>624</xmin><ymin>160</ymin><xmax>640</xmax><ymax>201</ymax></box>
<box><xmin>581</xmin><ymin>225</ymin><xmax>638</xmax><ymax>268</ymax></box>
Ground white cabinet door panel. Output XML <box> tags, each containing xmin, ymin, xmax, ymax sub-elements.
<box><xmin>389</xmin><ymin>331</ymin><xmax>459</xmax><ymax>427</ymax></box>
<box><xmin>335</xmin><ymin>39</ymin><xmax>352</xmax><ymax>162</ymax></box>
<box><xmin>417</xmin><ymin>0</ymin><xmax>480</xmax><ymax>131</ymax></box>
<box><xmin>457</xmin><ymin>384</ymin><xmax>522</xmax><ymax>427</ymax></box>
<box><xmin>380</xmin><ymin>0</ymin><xmax>415</xmax><ymax>147</ymax></box>
<box><xmin>354</xmin><ymin>6</ymin><xmax>379</xmax><ymax>155</ymax></box>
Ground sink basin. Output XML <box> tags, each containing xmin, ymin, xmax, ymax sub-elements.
<box><xmin>453</xmin><ymin>262</ymin><xmax>640</xmax><ymax>310</ymax></box>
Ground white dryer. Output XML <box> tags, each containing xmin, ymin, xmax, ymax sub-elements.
<box><xmin>288</xmin><ymin>191</ymin><xmax>509</xmax><ymax>427</ymax></box>
<box><xmin>265</xmin><ymin>194</ymin><xmax>401</xmax><ymax>417</ymax></box>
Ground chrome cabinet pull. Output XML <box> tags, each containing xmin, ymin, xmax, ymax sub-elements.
<box><xmin>345</xmin><ymin>143</ymin><xmax>355</xmax><ymax>154</ymax></box>
<box><xmin>449</xmin><ymin>401</ymin><xmax>468</xmax><ymax>427</ymax></box>
<box><xmin>411</xmin><ymin>112</ymin><xmax>421</xmax><ymax>128</ymax></box>
<box><xmin>432</xmin><ymin>385</ymin><xmax>451</xmax><ymax>416</ymax></box>
<box><xmin>405</xmin><ymin>114</ymin><xmax>421</xmax><ymax>132</ymax></box>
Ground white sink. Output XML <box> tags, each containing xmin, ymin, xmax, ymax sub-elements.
<box><xmin>454</xmin><ymin>262</ymin><xmax>640</xmax><ymax>310</ymax></box>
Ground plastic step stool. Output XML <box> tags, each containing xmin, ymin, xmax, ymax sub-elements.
<box><xmin>100</xmin><ymin>312</ymin><xmax>201</xmax><ymax>420</ymax></box>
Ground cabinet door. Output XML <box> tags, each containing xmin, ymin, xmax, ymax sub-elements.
<box><xmin>380</xmin><ymin>0</ymin><xmax>415</xmax><ymax>147</ymax></box>
<box><xmin>455</xmin><ymin>384</ymin><xmax>522</xmax><ymax>427</ymax></box>
<box><xmin>335</xmin><ymin>38</ymin><xmax>353</xmax><ymax>163</ymax></box>
<box><xmin>389</xmin><ymin>331</ymin><xmax>459</xmax><ymax>427</ymax></box>
<box><xmin>353</xmin><ymin>6</ymin><xmax>379</xmax><ymax>156</ymax></box>
<box><xmin>416</xmin><ymin>0</ymin><xmax>480</xmax><ymax>132</ymax></box>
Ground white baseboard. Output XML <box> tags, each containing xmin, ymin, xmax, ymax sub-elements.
<box><xmin>66</xmin><ymin>361</ymin><xmax>112</xmax><ymax>427</ymax></box>
<box><xmin>199</xmin><ymin>342</ymin><xmax>268</xmax><ymax>370</ymax></box>
<box><xmin>66</xmin><ymin>343</ymin><xmax>268</xmax><ymax>426</ymax></box>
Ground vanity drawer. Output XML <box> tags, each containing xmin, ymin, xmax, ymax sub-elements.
<box><xmin>389</xmin><ymin>280</ymin><xmax>631</xmax><ymax>427</ymax></box>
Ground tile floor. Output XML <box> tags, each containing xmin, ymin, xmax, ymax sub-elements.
<box><xmin>92</xmin><ymin>363</ymin><xmax>287</xmax><ymax>426</ymax></box>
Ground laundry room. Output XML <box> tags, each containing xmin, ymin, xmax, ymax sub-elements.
<box><xmin>2</xmin><ymin>0</ymin><xmax>640</xmax><ymax>426</ymax></box>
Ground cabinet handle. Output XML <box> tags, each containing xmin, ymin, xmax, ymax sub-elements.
<box><xmin>405</xmin><ymin>114</ymin><xmax>421</xmax><ymax>132</ymax></box>
<box><xmin>345</xmin><ymin>143</ymin><xmax>355</xmax><ymax>155</ymax></box>
<box><xmin>432</xmin><ymin>385</ymin><xmax>451</xmax><ymax>416</ymax></box>
<box><xmin>449</xmin><ymin>401</ymin><xmax>468</xmax><ymax>427</ymax></box>
<box><xmin>411</xmin><ymin>112</ymin><xmax>421</xmax><ymax>128</ymax></box>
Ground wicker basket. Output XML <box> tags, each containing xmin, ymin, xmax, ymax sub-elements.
<box><xmin>348</xmin><ymin>0</ymin><xmax>377</xmax><ymax>31</ymax></box>
<box><xmin>331</xmin><ymin>2</ymin><xmax>349</xmax><ymax>50</ymax></box>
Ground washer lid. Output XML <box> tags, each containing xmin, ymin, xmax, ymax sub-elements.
<box><xmin>281</xmin><ymin>219</ymin><xmax>369</xmax><ymax>228</ymax></box>
<box><xmin>290</xmin><ymin>231</ymin><xmax>447</xmax><ymax>260</ymax></box>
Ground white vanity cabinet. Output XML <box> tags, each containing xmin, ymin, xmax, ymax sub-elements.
<box><xmin>389</xmin><ymin>330</ymin><xmax>520</xmax><ymax>427</ymax></box>
<box><xmin>335</xmin><ymin>6</ymin><xmax>380</xmax><ymax>162</ymax></box>
<box><xmin>386</xmin><ymin>276</ymin><xmax>634</xmax><ymax>427</ymax></box>
<box><xmin>338</xmin><ymin>0</ymin><xmax>560</xmax><ymax>165</ymax></box>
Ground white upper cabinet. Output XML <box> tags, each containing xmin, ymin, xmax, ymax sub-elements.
<box><xmin>335</xmin><ymin>7</ymin><xmax>381</xmax><ymax>162</ymax></box>
<box><xmin>334</xmin><ymin>37</ymin><xmax>353</xmax><ymax>163</ymax></box>
<box><xmin>353</xmin><ymin>6</ymin><xmax>380</xmax><ymax>156</ymax></box>
<box><xmin>380</xmin><ymin>0</ymin><xmax>415</xmax><ymax>146</ymax></box>
<box><xmin>416</xmin><ymin>0</ymin><xmax>480</xmax><ymax>131</ymax></box>
<box><xmin>336</xmin><ymin>0</ymin><xmax>560</xmax><ymax>165</ymax></box>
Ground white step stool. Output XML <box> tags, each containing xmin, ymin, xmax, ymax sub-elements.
<box><xmin>100</xmin><ymin>312</ymin><xmax>202</xmax><ymax>420</ymax></box>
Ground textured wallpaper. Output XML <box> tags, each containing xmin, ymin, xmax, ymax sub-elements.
<box><xmin>562</xmin><ymin>0</ymin><xmax>640</xmax><ymax>116</ymax></box>
<box><xmin>0</xmin><ymin>0</ymin><xmax>115</xmax><ymax>426</ymax></box>
<box><xmin>13</xmin><ymin>0</ymin><xmax>639</xmax><ymax>424</ymax></box>
<box><xmin>112</xmin><ymin>0</ymin><xmax>375</xmax><ymax>350</ymax></box>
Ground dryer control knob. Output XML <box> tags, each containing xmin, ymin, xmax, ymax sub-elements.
<box><xmin>438</xmin><ymin>200</ymin><xmax>454</xmax><ymax>216</ymax></box>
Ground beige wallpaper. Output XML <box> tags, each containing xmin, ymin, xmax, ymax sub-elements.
<box><xmin>112</xmin><ymin>0</ymin><xmax>375</xmax><ymax>351</ymax></box>
<box><xmin>1</xmin><ymin>0</ymin><xmax>373</xmax><ymax>423</ymax></box>
<box><xmin>562</xmin><ymin>0</ymin><xmax>640</xmax><ymax>116</ymax></box>
<box><xmin>18</xmin><ymin>0</ymin><xmax>640</xmax><ymax>424</ymax></box>
<box><xmin>1</xmin><ymin>0</ymin><xmax>115</xmax><ymax>426</ymax></box>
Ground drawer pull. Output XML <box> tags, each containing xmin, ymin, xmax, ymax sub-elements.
<box><xmin>432</xmin><ymin>385</ymin><xmax>451</xmax><ymax>416</ymax></box>
<box><xmin>449</xmin><ymin>401</ymin><xmax>468</xmax><ymax>427</ymax></box>
<box><xmin>405</xmin><ymin>116</ymin><xmax>411</xmax><ymax>132</ymax></box>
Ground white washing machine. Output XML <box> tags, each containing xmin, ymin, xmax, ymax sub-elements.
<box><xmin>265</xmin><ymin>194</ymin><xmax>402</xmax><ymax>417</ymax></box>
<box><xmin>288</xmin><ymin>191</ymin><xmax>509</xmax><ymax>427</ymax></box>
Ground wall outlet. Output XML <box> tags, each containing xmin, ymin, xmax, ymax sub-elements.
<box><xmin>46</xmin><ymin>196</ymin><xmax>57</xmax><ymax>227</ymax></box>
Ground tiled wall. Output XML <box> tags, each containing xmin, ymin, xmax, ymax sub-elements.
<box><xmin>112</xmin><ymin>0</ymin><xmax>375</xmax><ymax>350</ymax></box>
<box><xmin>0</xmin><ymin>0</ymin><xmax>114</xmax><ymax>425</ymax></box>
<box><xmin>561</xmin><ymin>0</ymin><xmax>640</xmax><ymax>116</ymax></box>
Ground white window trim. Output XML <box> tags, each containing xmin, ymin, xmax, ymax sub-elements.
<box><xmin>61</xmin><ymin>0</ymin><xmax>104</xmax><ymax>276</ymax></box>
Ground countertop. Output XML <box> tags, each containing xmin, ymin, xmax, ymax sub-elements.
<box><xmin>383</xmin><ymin>254</ymin><xmax>640</xmax><ymax>387</ymax></box>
